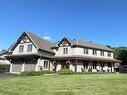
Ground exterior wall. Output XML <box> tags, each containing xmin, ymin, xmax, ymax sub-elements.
<box><xmin>70</xmin><ymin>64</ymin><xmax>75</xmax><ymax>72</ymax></box>
<box><xmin>12</xmin><ymin>42</ymin><xmax>37</xmax><ymax>55</ymax></box>
<box><xmin>56</xmin><ymin>64</ymin><xmax>61</xmax><ymax>71</ymax></box>
<box><xmin>36</xmin><ymin>58</ymin><xmax>50</xmax><ymax>71</ymax></box>
<box><xmin>53</xmin><ymin>46</ymin><xmax>114</xmax><ymax>59</ymax></box>
<box><xmin>74</xmin><ymin>47</ymin><xmax>113</xmax><ymax>58</ymax></box>
<box><xmin>53</xmin><ymin>46</ymin><xmax>73</xmax><ymax>56</ymax></box>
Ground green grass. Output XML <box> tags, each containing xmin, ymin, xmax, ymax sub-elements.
<box><xmin>0</xmin><ymin>74</ymin><xmax>127</xmax><ymax>95</ymax></box>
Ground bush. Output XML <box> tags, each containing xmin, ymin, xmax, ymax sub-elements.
<box><xmin>42</xmin><ymin>70</ymin><xmax>51</xmax><ymax>74</ymax></box>
<box><xmin>20</xmin><ymin>70</ymin><xmax>51</xmax><ymax>76</ymax></box>
<box><xmin>0</xmin><ymin>64</ymin><xmax>10</xmax><ymax>73</ymax></box>
<box><xmin>58</xmin><ymin>69</ymin><xmax>74</xmax><ymax>75</ymax></box>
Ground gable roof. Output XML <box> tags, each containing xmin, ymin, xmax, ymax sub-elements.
<box><xmin>26</xmin><ymin>32</ymin><xmax>55</xmax><ymax>53</ymax></box>
<box><xmin>57</xmin><ymin>36</ymin><xmax>73</xmax><ymax>46</ymax></box>
<box><xmin>72</xmin><ymin>40</ymin><xmax>113</xmax><ymax>51</ymax></box>
<box><xmin>53</xmin><ymin>37</ymin><xmax>113</xmax><ymax>51</ymax></box>
<box><xmin>11</xmin><ymin>32</ymin><xmax>55</xmax><ymax>53</ymax></box>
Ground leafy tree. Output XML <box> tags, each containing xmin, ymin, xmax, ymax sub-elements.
<box><xmin>113</xmin><ymin>47</ymin><xmax>127</xmax><ymax>66</ymax></box>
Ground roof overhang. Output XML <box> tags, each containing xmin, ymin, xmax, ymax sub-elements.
<box><xmin>51</xmin><ymin>55</ymin><xmax>121</xmax><ymax>63</ymax></box>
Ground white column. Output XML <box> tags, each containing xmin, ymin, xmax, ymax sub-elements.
<box><xmin>10</xmin><ymin>63</ymin><xmax>13</xmax><ymax>73</ymax></box>
<box><xmin>49</xmin><ymin>61</ymin><xmax>53</xmax><ymax>71</ymax></box>
<box><xmin>35</xmin><ymin>59</ymin><xmax>40</xmax><ymax>71</ymax></box>
<box><xmin>21</xmin><ymin>62</ymin><xmax>25</xmax><ymax>72</ymax></box>
<box><xmin>111</xmin><ymin>62</ymin><xmax>114</xmax><ymax>72</ymax></box>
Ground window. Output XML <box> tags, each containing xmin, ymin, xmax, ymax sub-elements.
<box><xmin>108</xmin><ymin>52</ymin><xmax>111</xmax><ymax>57</ymax></box>
<box><xmin>19</xmin><ymin>45</ymin><xmax>24</xmax><ymax>53</ymax></box>
<box><xmin>63</xmin><ymin>48</ymin><xmax>68</xmax><ymax>54</ymax></box>
<box><xmin>93</xmin><ymin>50</ymin><xmax>97</xmax><ymax>55</ymax></box>
<box><xmin>44</xmin><ymin>61</ymin><xmax>48</xmax><ymax>69</ymax></box>
<box><xmin>100</xmin><ymin>51</ymin><xmax>104</xmax><ymax>56</ymax></box>
<box><xmin>27</xmin><ymin>44</ymin><xmax>32</xmax><ymax>52</ymax></box>
<box><xmin>84</xmin><ymin>48</ymin><xmax>88</xmax><ymax>54</ymax></box>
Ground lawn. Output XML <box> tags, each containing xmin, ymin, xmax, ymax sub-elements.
<box><xmin>0</xmin><ymin>74</ymin><xmax>127</xmax><ymax>95</ymax></box>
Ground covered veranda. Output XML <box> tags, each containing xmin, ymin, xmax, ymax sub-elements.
<box><xmin>51</xmin><ymin>55</ymin><xmax>121</xmax><ymax>72</ymax></box>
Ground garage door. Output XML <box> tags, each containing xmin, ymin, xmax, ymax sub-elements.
<box><xmin>24</xmin><ymin>64</ymin><xmax>35</xmax><ymax>71</ymax></box>
<box><xmin>12</xmin><ymin>64</ymin><xmax>22</xmax><ymax>72</ymax></box>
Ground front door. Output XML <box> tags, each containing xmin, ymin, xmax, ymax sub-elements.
<box><xmin>61</xmin><ymin>61</ymin><xmax>69</xmax><ymax>69</ymax></box>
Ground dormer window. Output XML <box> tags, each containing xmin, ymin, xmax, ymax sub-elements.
<box><xmin>63</xmin><ymin>48</ymin><xmax>68</xmax><ymax>54</ymax></box>
<box><xmin>19</xmin><ymin>45</ymin><xmax>24</xmax><ymax>53</ymax></box>
<box><xmin>84</xmin><ymin>48</ymin><xmax>88</xmax><ymax>54</ymax></box>
<box><xmin>93</xmin><ymin>50</ymin><xmax>97</xmax><ymax>55</ymax></box>
<box><xmin>27</xmin><ymin>44</ymin><xmax>32</xmax><ymax>52</ymax></box>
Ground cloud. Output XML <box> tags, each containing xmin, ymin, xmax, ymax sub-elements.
<box><xmin>43</xmin><ymin>36</ymin><xmax>51</xmax><ymax>40</ymax></box>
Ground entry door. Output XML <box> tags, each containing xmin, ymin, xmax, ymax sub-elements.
<box><xmin>61</xmin><ymin>61</ymin><xmax>69</xmax><ymax>69</ymax></box>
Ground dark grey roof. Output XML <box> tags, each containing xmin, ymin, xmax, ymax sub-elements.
<box><xmin>26</xmin><ymin>32</ymin><xmax>55</xmax><ymax>53</ymax></box>
<box><xmin>10</xmin><ymin>32</ymin><xmax>55</xmax><ymax>53</ymax></box>
<box><xmin>72</xmin><ymin>40</ymin><xmax>113</xmax><ymax>51</ymax></box>
<box><xmin>0</xmin><ymin>50</ymin><xmax>8</xmax><ymax>56</ymax></box>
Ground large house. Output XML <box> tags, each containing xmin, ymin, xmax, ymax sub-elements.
<box><xmin>6</xmin><ymin>32</ymin><xmax>120</xmax><ymax>73</ymax></box>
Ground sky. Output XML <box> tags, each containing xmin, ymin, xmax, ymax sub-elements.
<box><xmin>0</xmin><ymin>0</ymin><xmax>127</xmax><ymax>50</ymax></box>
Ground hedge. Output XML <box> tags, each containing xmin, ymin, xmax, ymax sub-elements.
<box><xmin>0</xmin><ymin>64</ymin><xmax>10</xmax><ymax>73</ymax></box>
<box><xmin>58</xmin><ymin>69</ymin><xmax>74</xmax><ymax>75</ymax></box>
<box><xmin>20</xmin><ymin>70</ymin><xmax>51</xmax><ymax>76</ymax></box>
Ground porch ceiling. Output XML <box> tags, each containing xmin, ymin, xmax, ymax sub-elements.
<box><xmin>51</xmin><ymin>55</ymin><xmax>121</xmax><ymax>63</ymax></box>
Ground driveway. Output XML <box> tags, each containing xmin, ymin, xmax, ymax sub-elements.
<box><xmin>0</xmin><ymin>72</ymin><xmax>16</xmax><ymax>77</ymax></box>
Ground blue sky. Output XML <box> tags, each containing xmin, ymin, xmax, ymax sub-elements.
<box><xmin>0</xmin><ymin>0</ymin><xmax>127</xmax><ymax>50</ymax></box>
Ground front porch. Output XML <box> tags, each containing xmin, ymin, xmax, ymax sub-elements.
<box><xmin>51</xmin><ymin>56</ymin><xmax>120</xmax><ymax>73</ymax></box>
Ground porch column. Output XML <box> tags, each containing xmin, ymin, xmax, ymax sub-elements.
<box><xmin>10</xmin><ymin>63</ymin><xmax>13</xmax><ymax>73</ymax></box>
<box><xmin>56</xmin><ymin>60</ymin><xmax>61</xmax><ymax>71</ymax></box>
<box><xmin>75</xmin><ymin>59</ymin><xmax>77</xmax><ymax>72</ymax></box>
<box><xmin>49</xmin><ymin>60</ymin><xmax>51</xmax><ymax>71</ymax></box>
<box><xmin>101</xmin><ymin>61</ymin><xmax>103</xmax><ymax>71</ymax></box>
<box><xmin>35</xmin><ymin>58</ymin><xmax>40</xmax><ymax>71</ymax></box>
<box><xmin>111</xmin><ymin>62</ymin><xmax>114</xmax><ymax>72</ymax></box>
<box><xmin>21</xmin><ymin>61</ymin><xmax>25</xmax><ymax>72</ymax></box>
<box><xmin>88</xmin><ymin>60</ymin><xmax>92</xmax><ymax>72</ymax></box>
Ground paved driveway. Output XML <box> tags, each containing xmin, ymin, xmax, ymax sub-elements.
<box><xmin>0</xmin><ymin>73</ymin><xmax>16</xmax><ymax>77</ymax></box>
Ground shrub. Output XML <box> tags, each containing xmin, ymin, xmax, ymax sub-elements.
<box><xmin>20</xmin><ymin>70</ymin><xmax>51</xmax><ymax>76</ymax></box>
<box><xmin>41</xmin><ymin>70</ymin><xmax>51</xmax><ymax>74</ymax></box>
<box><xmin>58</xmin><ymin>69</ymin><xmax>74</xmax><ymax>75</ymax></box>
<box><xmin>20</xmin><ymin>71</ymin><xmax>41</xmax><ymax>76</ymax></box>
<box><xmin>0</xmin><ymin>64</ymin><xmax>10</xmax><ymax>73</ymax></box>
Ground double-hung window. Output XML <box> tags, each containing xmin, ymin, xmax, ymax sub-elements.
<box><xmin>93</xmin><ymin>50</ymin><xmax>97</xmax><ymax>55</ymax></box>
<box><xmin>19</xmin><ymin>45</ymin><xmax>24</xmax><ymax>53</ymax></box>
<box><xmin>84</xmin><ymin>48</ymin><xmax>88</xmax><ymax>54</ymax></box>
<box><xmin>27</xmin><ymin>44</ymin><xmax>32</xmax><ymax>52</ymax></box>
<box><xmin>63</xmin><ymin>48</ymin><xmax>68</xmax><ymax>54</ymax></box>
<box><xmin>100</xmin><ymin>51</ymin><xmax>104</xmax><ymax>56</ymax></box>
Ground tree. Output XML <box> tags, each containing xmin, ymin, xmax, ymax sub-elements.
<box><xmin>113</xmin><ymin>47</ymin><xmax>127</xmax><ymax>66</ymax></box>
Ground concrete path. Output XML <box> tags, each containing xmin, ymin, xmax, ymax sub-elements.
<box><xmin>0</xmin><ymin>72</ymin><xmax>16</xmax><ymax>77</ymax></box>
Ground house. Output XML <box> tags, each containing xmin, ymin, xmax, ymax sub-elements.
<box><xmin>6</xmin><ymin>32</ymin><xmax>120</xmax><ymax>73</ymax></box>
<box><xmin>0</xmin><ymin>50</ymin><xmax>10</xmax><ymax>65</ymax></box>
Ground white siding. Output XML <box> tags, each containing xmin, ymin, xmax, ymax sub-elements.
<box><xmin>53</xmin><ymin>46</ymin><xmax>114</xmax><ymax>59</ymax></box>
<box><xmin>36</xmin><ymin>58</ymin><xmax>50</xmax><ymax>71</ymax></box>
<box><xmin>53</xmin><ymin>46</ymin><xmax>73</xmax><ymax>56</ymax></box>
<box><xmin>12</xmin><ymin>42</ymin><xmax>37</xmax><ymax>55</ymax></box>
